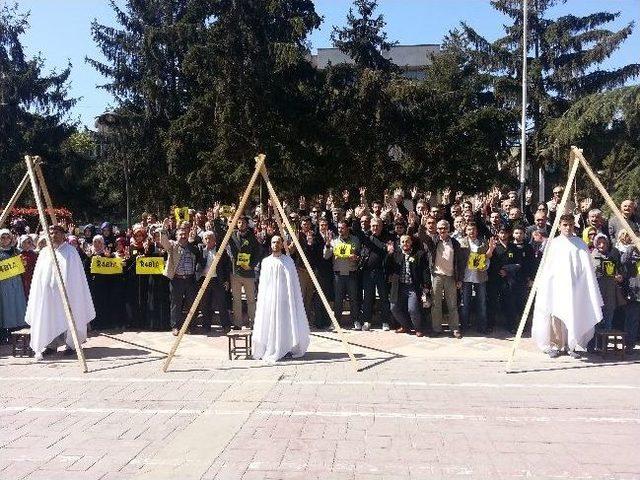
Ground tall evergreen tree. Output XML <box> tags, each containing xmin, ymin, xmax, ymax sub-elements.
<box><xmin>330</xmin><ymin>0</ymin><xmax>396</xmax><ymax>72</ymax></box>
<box><xmin>168</xmin><ymin>0</ymin><xmax>323</xmax><ymax>203</ymax></box>
<box><xmin>462</xmin><ymin>0</ymin><xmax>640</xmax><ymax>170</ymax></box>
<box><xmin>391</xmin><ymin>31</ymin><xmax>515</xmax><ymax>192</ymax></box>
<box><xmin>0</xmin><ymin>4</ymin><xmax>76</xmax><ymax>205</ymax></box>
<box><xmin>88</xmin><ymin>0</ymin><xmax>207</xmax><ymax>211</ymax></box>
<box><xmin>322</xmin><ymin>0</ymin><xmax>400</xmax><ymax>192</ymax></box>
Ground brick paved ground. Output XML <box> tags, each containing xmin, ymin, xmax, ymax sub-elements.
<box><xmin>0</xmin><ymin>328</ymin><xmax>639</xmax><ymax>480</ymax></box>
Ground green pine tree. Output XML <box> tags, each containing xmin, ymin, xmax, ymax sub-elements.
<box><xmin>0</xmin><ymin>4</ymin><xmax>77</xmax><ymax>206</ymax></box>
<box><xmin>462</xmin><ymin>0</ymin><xmax>639</xmax><ymax>173</ymax></box>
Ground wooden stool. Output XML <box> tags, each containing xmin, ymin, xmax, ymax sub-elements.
<box><xmin>11</xmin><ymin>328</ymin><xmax>33</xmax><ymax>357</ymax></box>
<box><xmin>595</xmin><ymin>330</ymin><xmax>627</xmax><ymax>359</ymax></box>
<box><xmin>227</xmin><ymin>330</ymin><xmax>252</xmax><ymax>360</ymax></box>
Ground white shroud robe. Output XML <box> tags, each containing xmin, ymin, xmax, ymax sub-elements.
<box><xmin>253</xmin><ymin>254</ymin><xmax>310</xmax><ymax>362</ymax></box>
<box><xmin>25</xmin><ymin>242</ymin><xmax>95</xmax><ymax>354</ymax></box>
<box><xmin>532</xmin><ymin>234</ymin><xmax>603</xmax><ymax>351</ymax></box>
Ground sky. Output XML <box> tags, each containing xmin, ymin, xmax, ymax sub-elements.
<box><xmin>13</xmin><ymin>0</ymin><xmax>640</xmax><ymax>128</ymax></box>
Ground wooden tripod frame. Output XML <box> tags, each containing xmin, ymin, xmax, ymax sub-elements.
<box><xmin>507</xmin><ymin>146</ymin><xmax>640</xmax><ymax>372</ymax></box>
<box><xmin>162</xmin><ymin>154</ymin><xmax>359</xmax><ymax>372</ymax></box>
<box><xmin>1</xmin><ymin>156</ymin><xmax>87</xmax><ymax>372</ymax></box>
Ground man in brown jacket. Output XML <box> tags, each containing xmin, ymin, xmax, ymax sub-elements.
<box><xmin>160</xmin><ymin>219</ymin><xmax>202</xmax><ymax>335</ymax></box>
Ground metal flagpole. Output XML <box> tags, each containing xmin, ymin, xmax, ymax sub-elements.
<box><xmin>519</xmin><ymin>0</ymin><xmax>528</xmax><ymax>207</ymax></box>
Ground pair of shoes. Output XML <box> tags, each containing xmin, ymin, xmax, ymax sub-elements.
<box><xmin>171</xmin><ymin>328</ymin><xmax>179</xmax><ymax>336</ymax></box>
<box><xmin>415</xmin><ymin>331</ymin><xmax>424</xmax><ymax>338</ymax></box>
<box><xmin>353</xmin><ymin>321</ymin><xmax>362</xmax><ymax>331</ymax></box>
<box><xmin>382</xmin><ymin>323</ymin><xmax>390</xmax><ymax>331</ymax></box>
<box><xmin>453</xmin><ymin>330</ymin><xmax>462</xmax><ymax>339</ymax></box>
<box><xmin>548</xmin><ymin>349</ymin><xmax>562</xmax><ymax>358</ymax></box>
<box><xmin>362</xmin><ymin>322</ymin><xmax>371</xmax><ymax>331</ymax></box>
<box><xmin>568</xmin><ymin>350</ymin><xmax>581</xmax><ymax>359</ymax></box>
<box><xmin>395</xmin><ymin>327</ymin><xmax>407</xmax><ymax>334</ymax></box>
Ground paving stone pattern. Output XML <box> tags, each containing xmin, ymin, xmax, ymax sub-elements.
<box><xmin>0</xmin><ymin>329</ymin><xmax>639</xmax><ymax>479</ymax></box>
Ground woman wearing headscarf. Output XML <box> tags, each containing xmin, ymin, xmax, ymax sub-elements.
<box><xmin>100</xmin><ymin>222</ymin><xmax>116</xmax><ymax>251</ymax></box>
<box><xmin>0</xmin><ymin>229</ymin><xmax>28</xmax><ymax>338</ymax></box>
<box><xmin>81</xmin><ymin>224</ymin><xmax>96</xmax><ymax>255</ymax></box>
<box><xmin>85</xmin><ymin>235</ymin><xmax>125</xmax><ymax>330</ymax></box>
<box><xmin>18</xmin><ymin>235</ymin><xmax>38</xmax><ymax>300</ymax></box>
<box><xmin>145</xmin><ymin>225</ymin><xmax>171</xmax><ymax>330</ymax></box>
<box><xmin>124</xmin><ymin>224</ymin><xmax>155</xmax><ymax>329</ymax></box>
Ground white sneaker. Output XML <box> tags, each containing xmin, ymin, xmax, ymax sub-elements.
<box><xmin>362</xmin><ymin>322</ymin><xmax>371</xmax><ymax>331</ymax></box>
<box><xmin>382</xmin><ymin>323</ymin><xmax>390</xmax><ymax>331</ymax></box>
<box><xmin>353</xmin><ymin>321</ymin><xmax>362</xmax><ymax>331</ymax></box>
<box><xmin>34</xmin><ymin>352</ymin><xmax>43</xmax><ymax>362</ymax></box>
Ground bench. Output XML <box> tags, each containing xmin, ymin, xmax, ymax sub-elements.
<box><xmin>595</xmin><ymin>330</ymin><xmax>627</xmax><ymax>359</ymax></box>
<box><xmin>10</xmin><ymin>328</ymin><xmax>33</xmax><ymax>357</ymax></box>
<box><xmin>227</xmin><ymin>330</ymin><xmax>252</xmax><ymax>360</ymax></box>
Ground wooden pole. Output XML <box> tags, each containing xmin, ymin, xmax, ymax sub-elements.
<box><xmin>0</xmin><ymin>172</ymin><xmax>30</xmax><ymax>227</ymax></box>
<box><xmin>162</xmin><ymin>155</ymin><xmax>266</xmax><ymax>372</ymax></box>
<box><xmin>33</xmin><ymin>157</ymin><xmax>58</xmax><ymax>225</ymax></box>
<box><xmin>259</xmin><ymin>163</ymin><xmax>359</xmax><ymax>370</ymax></box>
<box><xmin>573</xmin><ymin>147</ymin><xmax>640</xmax><ymax>253</ymax></box>
<box><xmin>506</xmin><ymin>149</ymin><xmax>580</xmax><ymax>372</ymax></box>
<box><xmin>25</xmin><ymin>155</ymin><xmax>88</xmax><ymax>373</ymax></box>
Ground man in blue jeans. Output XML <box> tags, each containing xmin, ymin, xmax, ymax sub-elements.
<box><xmin>385</xmin><ymin>235</ymin><xmax>431</xmax><ymax>337</ymax></box>
<box><xmin>458</xmin><ymin>223</ymin><xmax>496</xmax><ymax>334</ymax></box>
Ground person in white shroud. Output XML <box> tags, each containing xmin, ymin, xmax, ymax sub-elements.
<box><xmin>253</xmin><ymin>235</ymin><xmax>310</xmax><ymax>362</ymax></box>
<box><xmin>532</xmin><ymin>214</ymin><xmax>603</xmax><ymax>359</ymax></box>
<box><xmin>25</xmin><ymin>225</ymin><xmax>95</xmax><ymax>361</ymax></box>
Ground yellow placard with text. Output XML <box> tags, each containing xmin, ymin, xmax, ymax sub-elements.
<box><xmin>467</xmin><ymin>252</ymin><xmax>487</xmax><ymax>271</ymax></box>
<box><xmin>220</xmin><ymin>205</ymin><xmax>235</xmax><ymax>218</ymax></box>
<box><xmin>602</xmin><ymin>260</ymin><xmax>615</xmax><ymax>277</ymax></box>
<box><xmin>90</xmin><ymin>256</ymin><xmax>123</xmax><ymax>275</ymax></box>
<box><xmin>136</xmin><ymin>256</ymin><xmax>165</xmax><ymax>275</ymax></box>
<box><xmin>236</xmin><ymin>253</ymin><xmax>251</xmax><ymax>268</ymax></box>
<box><xmin>0</xmin><ymin>256</ymin><xmax>25</xmax><ymax>281</ymax></box>
<box><xmin>333</xmin><ymin>243</ymin><xmax>352</xmax><ymax>259</ymax></box>
<box><xmin>174</xmin><ymin>206</ymin><xmax>190</xmax><ymax>224</ymax></box>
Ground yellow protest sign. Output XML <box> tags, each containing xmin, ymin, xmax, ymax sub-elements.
<box><xmin>467</xmin><ymin>252</ymin><xmax>487</xmax><ymax>271</ymax></box>
<box><xmin>236</xmin><ymin>253</ymin><xmax>251</xmax><ymax>268</ymax></box>
<box><xmin>136</xmin><ymin>256</ymin><xmax>165</xmax><ymax>275</ymax></box>
<box><xmin>602</xmin><ymin>260</ymin><xmax>615</xmax><ymax>277</ymax></box>
<box><xmin>220</xmin><ymin>205</ymin><xmax>235</xmax><ymax>218</ymax></box>
<box><xmin>334</xmin><ymin>243</ymin><xmax>352</xmax><ymax>259</ymax></box>
<box><xmin>90</xmin><ymin>256</ymin><xmax>123</xmax><ymax>275</ymax></box>
<box><xmin>0</xmin><ymin>256</ymin><xmax>25</xmax><ymax>281</ymax></box>
<box><xmin>174</xmin><ymin>207</ymin><xmax>190</xmax><ymax>224</ymax></box>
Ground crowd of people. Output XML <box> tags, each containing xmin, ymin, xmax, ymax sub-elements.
<box><xmin>1</xmin><ymin>184</ymin><xmax>639</xmax><ymax>355</ymax></box>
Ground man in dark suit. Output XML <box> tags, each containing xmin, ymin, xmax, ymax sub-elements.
<box><xmin>385</xmin><ymin>235</ymin><xmax>431</xmax><ymax>337</ymax></box>
<box><xmin>198</xmin><ymin>230</ymin><xmax>232</xmax><ymax>332</ymax></box>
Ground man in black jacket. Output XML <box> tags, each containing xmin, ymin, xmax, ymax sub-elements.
<box><xmin>386</xmin><ymin>235</ymin><xmax>431</xmax><ymax>337</ymax></box>
<box><xmin>358</xmin><ymin>217</ymin><xmax>392</xmax><ymax>331</ymax></box>
<box><xmin>198</xmin><ymin>230</ymin><xmax>232</xmax><ymax>332</ymax></box>
<box><xmin>227</xmin><ymin>216</ymin><xmax>262</xmax><ymax>328</ymax></box>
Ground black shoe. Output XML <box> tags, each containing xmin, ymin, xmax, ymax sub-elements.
<box><xmin>62</xmin><ymin>348</ymin><xmax>76</xmax><ymax>357</ymax></box>
<box><xmin>43</xmin><ymin>347</ymin><xmax>57</xmax><ymax>356</ymax></box>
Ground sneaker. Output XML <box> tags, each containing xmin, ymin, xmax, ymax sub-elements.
<box><xmin>548</xmin><ymin>349</ymin><xmax>561</xmax><ymax>358</ymax></box>
<box><xmin>382</xmin><ymin>323</ymin><xmax>390</xmax><ymax>331</ymax></box>
<box><xmin>171</xmin><ymin>328</ymin><xmax>179</xmax><ymax>336</ymax></box>
<box><xmin>353</xmin><ymin>321</ymin><xmax>362</xmax><ymax>331</ymax></box>
<box><xmin>568</xmin><ymin>350</ymin><xmax>581</xmax><ymax>359</ymax></box>
<box><xmin>362</xmin><ymin>322</ymin><xmax>371</xmax><ymax>331</ymax></box>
